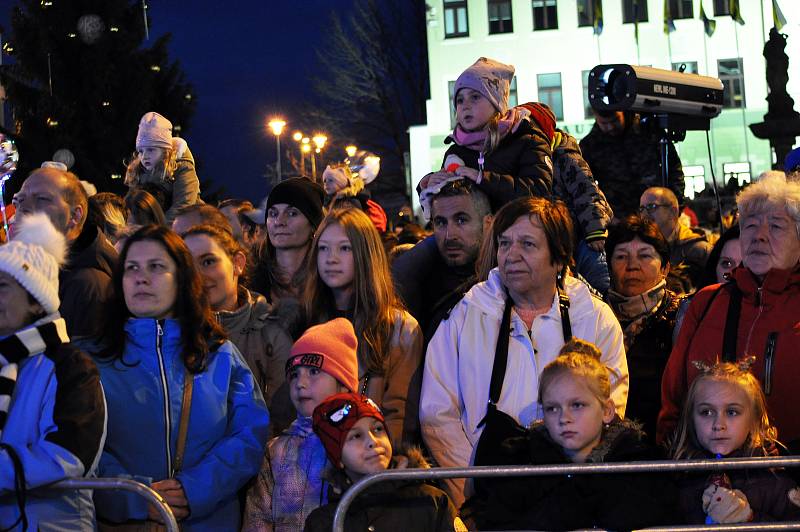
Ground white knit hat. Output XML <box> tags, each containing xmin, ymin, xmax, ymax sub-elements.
<box><xmin>136</xmin><ymin>111</ymin><xmax>173</xmax><ymax>151</ymax></box>
<box><xmin>0</xmin><ymin>213</ymin><xmax>67</xmax><ymax>313</ymax></box>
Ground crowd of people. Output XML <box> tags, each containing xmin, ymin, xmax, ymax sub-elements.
<box><xmin>3</xmin><ymin>56</ymin><xmax>800</xmax><ymax>531</ymax></box>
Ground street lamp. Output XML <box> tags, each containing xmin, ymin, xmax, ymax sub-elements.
<box><xmin>268</xmin><ymin>118</ymin><xmax>286</xmax><ymax>181</ymax></box>
<box><xmin>311</xmin><ymin>134</ymin><xmax>327</xmax><ymax>181</ymax></box>
<box><xmin>302</xmin><ymin>143</ymin><xmax>313</xmax><ymax>178</ymax></box>
<box><xmin>345</xmin><ymin>145</ymin><xmax>357</xmax><ymax>158</ymax></box>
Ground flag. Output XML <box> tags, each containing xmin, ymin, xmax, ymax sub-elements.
<box><xmin>593</xmin><ymin>0</ymin><xmax>603</xmax><ymax>35</ymax></box>
<box><xmin>664</xmin><ymin>0</ymin><xmax>676</xmax><ymax>34</ymax></box>
<box><xmin>699</xmin><ymin>1</ymin><xmax>716</xmax><ymax>37</ymax></box>
<box><xmin>729</xmin><ymin>0</ymin><xmax>744</xmax><ymax>25</ymax></box>
<box><xmin>634</xmin><ymin>0</ymin><xmax>640</xmax><ymax>42</ymax></box>
<box><xmin>773</xmin><ymin>0</ymin><xmax>787</xmax><ymax>31</ymax></box>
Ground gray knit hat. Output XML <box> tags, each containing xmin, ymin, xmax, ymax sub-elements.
<box><xmin>136</xmin><ymin>112</ymin><xmax>173</xmax><ymax>151</ymax></box>
<box><xmin>454</xmin><ymin>57</ymin><xmax>515</xmax><ymax>113</ymax></box>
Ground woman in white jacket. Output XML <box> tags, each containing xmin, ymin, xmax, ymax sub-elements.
<box><xmin>420</xmin><ymin>197</ymin><xmax>628</xmax><ymax>508</ymax></box>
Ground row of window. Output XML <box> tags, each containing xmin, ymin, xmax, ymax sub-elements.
<box><xmin>445</xmin><ymin>0</ymin><xmax>736</xmax><ymax>37</ymax></box>
<box><xmin>446</xmin><ymin>58</ymin><xmax>745</xmax><ymax>126</ymax></box>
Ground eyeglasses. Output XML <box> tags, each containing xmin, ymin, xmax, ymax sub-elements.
<box><xmin>639</xmin><ymin>203</ymin><xmax>672</xmax><ymax>214</ymax></box>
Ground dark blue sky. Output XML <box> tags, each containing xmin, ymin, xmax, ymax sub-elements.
<box><xmin>2</xmin><ymin>0</ymin><xmax>345</xmax><ymax>201</ymax></box>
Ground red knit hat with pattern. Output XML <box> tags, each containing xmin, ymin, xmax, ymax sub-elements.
<box><xmin>286</xmin><ymin>318</ymin><xmax>359</xmax><ymax>392</ymax></box>
<box><xmin>312</xmin><ymin>392</ymin><xmax>385</xmax><ymax>467</ymax></box>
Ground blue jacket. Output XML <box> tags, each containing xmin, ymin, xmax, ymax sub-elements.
<box><xmin>1</xmin><ymin>321</ymin><xmax>106</xmax><ymax>531</ymax></box>
<box><xmin>95</xmin><ymin>319</ymin><xmax>270</xmax><ymax>530</ymax></box>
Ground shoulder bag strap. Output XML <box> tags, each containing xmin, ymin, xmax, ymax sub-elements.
<box><xmin>486</xmin><ymin>290</ymin><xmax>514</xmax><ymax>409</ymax></box>
<box><xmin>172</xmin><ymin>367</ymin><xmax>194</xmax><ymax>476</ymax></box>
<box><xmin>558</xmin><ymin>286</ymin><xmax>572</xmax><ymax>342</ymax></box>
<box><xmin>722</xmin><ymin>283</ymin><xmax>743</xmax><ymax>362</ymax></box>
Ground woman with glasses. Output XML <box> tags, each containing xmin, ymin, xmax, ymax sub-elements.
<box><xmin>605</xmin><ymin>215</ymin><xmax>684</xmax><ymax>443</ymax></box>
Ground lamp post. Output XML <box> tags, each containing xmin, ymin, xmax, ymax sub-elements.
<box><xmin>311</xmin><ymin>134</ymin><xmax>327</xmax><ymax>181</ymax></box>
<box><xmin>268</xmin><ymin>118</ymin><xmax>286</xmax><ymax>181</ymax></box>
<box><xmin>301</xmin><ymin>143</ymin><xmax>311</xmax><ymax>177</ymax></box>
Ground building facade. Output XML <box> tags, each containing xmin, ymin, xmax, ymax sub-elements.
<box><xmin>410</xmin><ymin>0</ymin><xmax>800</xmax><ymax>214</ymax></box>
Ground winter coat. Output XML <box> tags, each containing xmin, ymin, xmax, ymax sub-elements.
<box><xmin>242</xmin><ymin>416</ymin><xmax>329</xmax><ymax>532</ymax></box>
<box><xmin>471</xmin><ymin>419</ymin><xmax>678</xmax><ymax>531</ymax></box>
<box><xmin>59</xmin><ymin>223</ymin><xmax>118</xmax><ymax>339</ymax></box>
<box><xmin>658</xmin><ymin>265</ymin><xmax>800</xmax><ymax>447</ymax></box>
<box><xmin>420</xmin><ymin>271</ymin><xmax>628</xmax><ymax>507</ymax></box>
<box><xmin>613</xmin><ymin>288</ymin><xmax>684</xmax><ymax>444</ymax></box>
<box><xmin>94</xmin><ymin>318</ymin><xmax>270</xmax><ymax>530</ymax></box>
<box><xmin>580</xmin><ymin>114</ymin><xmax>685</xmax><ymax>217</ymax></box>
<box><xmin>359</xmin><ymin>309</ymin><xmax>424</xmax><ymax>450</ymax></box>
<box><xmin>127</xmin><ymin>137</ymin><xmax>201</xmax><ymax>223</ymax></box>
<box><xmin>303</xmin><ymin>448</ymin><xmax>463</xmax><ymax>532</ymax></box>
<box><xmin>0</xmin><ymin>318</ymin><xmax>106</xmax><ymax>531</ymax></box>
<box><xmin>326</xmin><ymin>185</ymin><xmax>387</xmax><ymax>234</ymax></box>
<box><xmin>667</xmin><ymin>222</ymin><xmax>712</xmax><ymax>291</ymax></box>
<box><xmin>676</xmin><ymin>447</ymin><xmax>800</xmax><ymax>523</ymax></box>
<box><xmin>390</xmin><ymin>235</ymin><xmax>477</xmax><ymax>343</ymax></box>
<box><xmin>217</xmin><ymin>287</ymin><xmax>294</xmax><ymax>434</ymax></box>
<box><xmin>442</xmin><ymin>117</ymin><xmax>553</xmax><ymax>212</ymax></box>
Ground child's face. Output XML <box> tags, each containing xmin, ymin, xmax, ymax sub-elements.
<box><xmin>542</xmin><ymin>373</ymin><xmax>615</xmax><ymax>463</ymax></box>
<box><xmin>455</xmin><ymin>88</ymin><xmax>497</xmax><ymax>132</ymax></box>
<box><xmin>139</xmin><ymin>147</ymin><xmax>165</xmax><ymax>171</ymax></box>
<box><xmin>288</xmin><ymin>365</ymin><xmax>343</xmax><ymax>418</ymax></box>
<box><xmin>692</xmin><ymin>379</ymin><xmax>754</xmax><ymax>456</ymax></box>
<box><xmin>340</xmin><ymin>416</ymin><xmax>392</xmax><ymax>480</ymax></box>
<box><xmin>317</xmin><ymin>223</ymin><xmax>355</xmax><ymax>299</ymax></box>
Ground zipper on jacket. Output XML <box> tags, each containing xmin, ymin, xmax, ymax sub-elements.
<box><xmin>764</xmin><ymin>332</ymin><xmax>778</xmax><ymax>396</ymax></box>
<box><xmin>744</xmin><ymin>287</ymin><xmax>765</xmax><ymax>355</ymax></box>
<box><xmin>155</xmin><ymin>320</ymin><xmax>174</xmax><ymax>477</ymax></box>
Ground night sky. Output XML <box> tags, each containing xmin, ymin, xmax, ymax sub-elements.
<box><xmin>2</xmin><ymin>0</ymin><xmax>347</xmax><ymax>202</ymax></box>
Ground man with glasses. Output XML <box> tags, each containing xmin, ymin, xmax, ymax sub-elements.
<box><xmin>640</xmin><ymin>187</ymin><xmax>710</xmax><ymax>292</ymax></box>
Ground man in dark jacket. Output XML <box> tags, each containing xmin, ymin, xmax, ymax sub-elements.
<box><xmin>393</xmin><ymin>180</ymin><xmax>490</xmax><ymax>342</ymax></box>
<box><xmin>581</xmin><ymin>110</ymin><xmax>685</xmax><ymax>217</ymax></box>
<box><xmin>13</xmin><ymin>167</ymin><xmax>118</xmax><ymax>338</ymax></box>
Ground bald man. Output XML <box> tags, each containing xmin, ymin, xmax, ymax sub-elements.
<box><xmin>639</xmin><ymin>187</ymin><xmax>711</xmax><ymax>291</ymax></box>
<box><xmin>14</xmin><ymin>168</ymin><xmax>118</xmax><ymax>337</ymax></box>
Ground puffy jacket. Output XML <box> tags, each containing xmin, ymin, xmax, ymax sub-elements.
<box><xmin>442</xmin><ymin>117</ymin><xmax>553</xmax><ymax>212</ymax></box>
<box><xmin>420</xmin><ymin>271</ymin><xmax>628</xmax><ymax>507</ymax></box>
<box><xmin>217</xmin><ymin>287</ymin><xmax>294</xmax><ymax>434</ymax></box>
<box><xmin>127</xmin><ymin>137</ymin><xmax>201</xmax><ymax>223</ymax></box>
<box><xmin>242</xmin><ymin>416</ymin><xmax>329</xmax><ymax>532</ymax></box>
<box><xmin>95</xmin><ymin>318</ymin><xmax>270</xmax><ymax>530</ymax></box>
<box><xmin>658</xmin><ymin>265</ymin><xmax>800</xmax><ymax>447</ymax></box>
<box><xmin>0</xmin><ymin>317</ymin><xmax>106</xmax><ymax>531</ymax></box>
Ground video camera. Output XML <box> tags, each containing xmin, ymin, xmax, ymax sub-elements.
<box><xmin>587</xmin><ymin>64</ymin><xmax>724</xmax><ymax>131</ymax></box>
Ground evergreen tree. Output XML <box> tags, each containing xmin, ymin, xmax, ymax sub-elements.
<box><xmin>0</xmin><ymin>0</ymin><xmax>195</xmax><ymax>195</ymax></box>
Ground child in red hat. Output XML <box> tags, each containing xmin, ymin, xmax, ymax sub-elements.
<box><xmin>243</xmin><ymin>318</ymin><xmax>359</xmax><ymax>531</ymax></box>
<box><xmin>304</xmin><ymin>393</ymin><xmax>466</xmax><ymax>532</ymax></box>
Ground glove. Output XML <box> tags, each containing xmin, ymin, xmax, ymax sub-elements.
<box><xmin>702</xmin><ymin>485</ymin><xmax>753</xmax><ymax>524</ymax></box>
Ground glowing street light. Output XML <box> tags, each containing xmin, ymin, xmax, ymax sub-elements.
<box><xmin>292</xmin><ymin>131</ymin><xmax>303</xmax><ymax>142</ymax></box>
<box><xmin>312</xmin><ymin>134</ymin><xmax>327</xmax><ymax>151</ymax></box>
<box><xmin>268</xmin><ymin>118</ymin><xmax>287</xmax><ymax>181</ymax></box>
<box><xmin>345</xmin><ymin>145</ymin><xmax>358</xmax><ymax>158</ymax></box>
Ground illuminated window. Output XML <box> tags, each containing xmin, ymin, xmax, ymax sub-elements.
<box><xmin>582</xmin><ymin>70</ymin><xmax>593</xmax><ymax>119</ymax></box>
<box><xmin>723</xmin><ymin>162</ymin><xmax>751</xmax><ymax>187</ymax></box>
<box><xmin>532</xmin><ymin>0</ymin><xmax>558</xmax><ymax>30</ymax></box>
<box><xmin>683</xmin><ymin>165</ymin><xmax>706</xmax><ymax>200</ymax></box>
<box><xmin>671</xmin><ymin>61</ymin><xmax>698</xmax><ymax>74</ymax></box>
<box><xmin>537</xmin><ymin>73</ymin><xmax>563</xmax><ymax>120</ymax></box>
<box><xmin>444</xmin><ymin>0</ymin><xmax>469</xmax><ymax>38</ymax></box>
<box><xmin>718</xmin><ymin>58</ymin><xmax>745</xmax><ymax>108</ymax></box>
<box><xmin>488</xmin><ymin>0</ymin><xmax>513</xmax><ymax>34</ymax></box>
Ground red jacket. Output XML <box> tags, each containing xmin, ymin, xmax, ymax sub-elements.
<box><xmin>658</xmin><ymin>265</ymin><xmax>800</xmax><ymax>446</ymax></box>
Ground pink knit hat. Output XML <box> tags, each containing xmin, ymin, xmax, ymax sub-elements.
<box><xmin>136</xmin><ymin>112</ymin><xmax>173</xmax><ymax>151</ymax></box>
<box><xmin>286</xmin><ymin>318</ymin><xmax>359</xmax><ymax>392</ymax></box>
<box><xmin>454</xmin><ymin>57</ymin><xmax>515</xmax><ymax>113</ymax></box>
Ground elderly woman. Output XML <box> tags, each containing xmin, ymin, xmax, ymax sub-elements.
<box><xmin>658</xmin><ymin>174</ymin><xmax>800</xmax><ymax>449</ymax></box>
<box><xmin>605</xmin><ymin>216</ymin><xmax>684</xmax><ymax>443</ymax></box>
<box><xmin>421</xmin><ymin>196</ymin><xmax>628</xmax><ymax>508</ymax></box>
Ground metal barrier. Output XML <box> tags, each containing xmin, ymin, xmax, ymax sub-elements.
<box><xmin>332</xmin><ymin>456</ymin><xmax>800</xmax><ymax>532</ymax></box>
<box><xmin>49</xmin><ymin>477</ymin><xmax>179</xmax><ymax>532</ymax></box>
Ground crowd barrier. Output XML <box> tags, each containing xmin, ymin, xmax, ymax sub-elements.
<box><xmin>332</xmin><ymin>456</ymin><xmax>800</xmax><ymax>532</ymax></box>
<box><xmin>49</xmin><ymin>477</ymin><xmax>179</xmax><ymax>532</ymax></box>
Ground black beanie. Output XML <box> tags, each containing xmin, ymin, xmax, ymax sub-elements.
<box><xmin>266</xmin><ymin>177</ymin><xmax>325</xmax><ymax>229</ymax></box>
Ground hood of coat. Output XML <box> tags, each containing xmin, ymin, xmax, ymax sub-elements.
<box><xmin>216</xmin><ymin>287</ymin><xmax>275</xmax><ymax>333</ymax></box>
<box><xmin>462</xmin><ymin>268</ymin><xmax>600</xmax><ymax>322</ymax></box>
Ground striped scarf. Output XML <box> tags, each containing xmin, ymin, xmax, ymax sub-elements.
<box><xmin>0</xmin><ymin>316</ymin><xmax>69</xmax><ymax>436</ymax></box>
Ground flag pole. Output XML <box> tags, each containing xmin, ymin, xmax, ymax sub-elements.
<box><xmin>732</xmin><ymin>23</ymin><xmax>752</xmax><ymax>167</ymax></box>
<box><xmin>701</xmin><ymin>10</ymin><xmax>718</xmax><ymax>185</ymax></box>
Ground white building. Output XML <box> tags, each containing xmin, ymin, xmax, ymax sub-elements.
<box><xmin>410</xmin><ymin>0</ymin><xmax>800</xmax><ymax>214</ymax></box>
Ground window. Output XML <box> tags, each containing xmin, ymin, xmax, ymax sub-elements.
<box><xmin>622</xmin><ymin>0</ymin><xmax>648</xmax><ymax>23</ymax></box>
<box><xmin>668</xmin><ymin>0</ymin><xmax>693</xmax><ymax>19</ymax></box>
<box><xmin>444</xmin><ymin>0</ymin><xmax>469</xmax><ymax>38</ymax></box>
<box><xmin>713</xmin><ymin>0</ymin><xmax>730</xmax><ymax>16</ymax></box>
<box><xmin>577</xmin><ymin>0</ymin><xmax>601</xmax><ymax>27</ymax></box>
<box><xmin>718</xmin><ymin>58</ymin><xmax>745</xmax><ymax>108</ymax></box>
<box><xmin>532</xmin><ymin>0</ymin><xmax>558</xmax><ymax>30</ymax></box>
<box><xmin>488</xmin><ymin>0</ymin><xmax>513</xmax><ymax>33</ymax></box>
<box><xmin>448</xmin><ymin>81</ymin><xmax>457</xmax><ymax>128</ymax></box>
<box><xmin>582</xmin><ymin>70</ymin><xmax>594</xmax><ymax>119</ymax></box>
<box><xmin>509</xmin><ymin>77</ymin><xmax>518</xmax><ymax>107</ymax></box>
<box><xmin>683</xmin><ymin>165</ymin><xmax>706</xmax><ymax>200</ymax></box>
<box><xmin>723</xmin><ymin>162</ymin><xmax>751</xmax><ymax>187</ymax></box>
<box><xmin>672</xmin><ymin>61</ymin><xmax>698</xmax><ymax>74</ymax></box>
<box><xmin>537</xmin><ymin>73</ymin><xmax>563</xmax><ymax>120</ymax></box>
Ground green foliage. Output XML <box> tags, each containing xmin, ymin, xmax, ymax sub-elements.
<box><xmin>0</xmin><ymin>0</ymin><xmax>195</xmax><ymax>195</ymax></box>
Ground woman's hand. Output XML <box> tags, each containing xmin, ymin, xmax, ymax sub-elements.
<box><xmin>454</xmin><ymin>166</ymin><xmax>481</xmax><ymax>183</ymax></box>
<box><xmin>419</xmin><ymin>171</ymin><xmax>454</xmax><ymax>191</ymax></box>
<box><xmin>148</xmin><ymin>478</ymin><xmax>190</xmax><ymax>522</ymax></box>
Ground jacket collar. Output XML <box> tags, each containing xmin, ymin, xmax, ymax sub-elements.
<box><xmin>731</xmin><ymin>263</ymin><xmax>800</xmax><ymax>300</ymax></box>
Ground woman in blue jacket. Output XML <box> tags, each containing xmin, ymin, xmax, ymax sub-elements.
<box><xmin>93</xmin><ymin>225</ymin><xmax>270</xmax><ymax>530</ymax></box>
